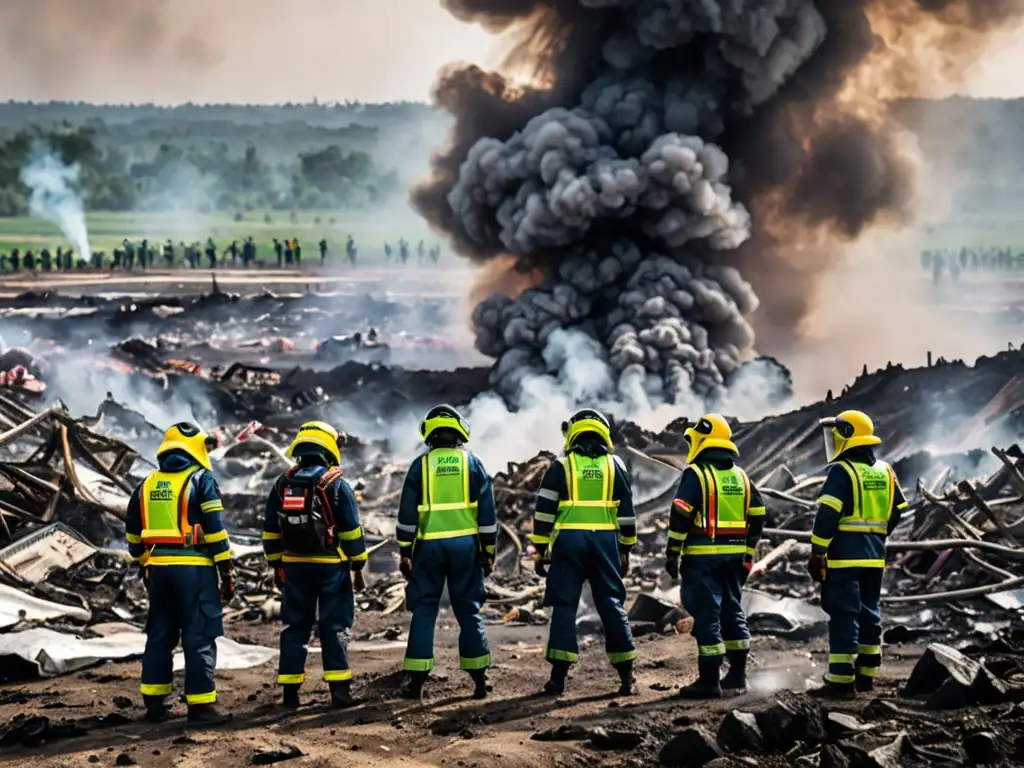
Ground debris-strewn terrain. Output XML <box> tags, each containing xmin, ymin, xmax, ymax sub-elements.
<box><xmin>0</xmin><ymin>276</ymin><xmax>1022</xmax><ymax>768</ymax></box>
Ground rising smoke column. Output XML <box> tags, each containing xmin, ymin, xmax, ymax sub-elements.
<box><xmin>20</xmin><ymin>148</ymin><xmax>93</xmax><ymax>263</ymax></box>
<box><xmin>415</xmin><ymin>0</ymin><xmax>1024</xmax><ymax>407</ymax></box>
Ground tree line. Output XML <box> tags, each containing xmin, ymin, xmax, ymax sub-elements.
<box><xmin>0</xmin><ymin>125</ymin><xmax>401</xmax><ymax>217</ymax></box>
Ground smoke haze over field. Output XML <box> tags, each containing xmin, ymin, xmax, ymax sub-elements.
<box><xmin>2</xmin><ymin>2</ymin><xmax>1023</xmax><ymax>105</ymax></box>
<box><xmin>0</xmin><ymin>0</ymin><xmax>495</xmax><ymax>104</ymax></box>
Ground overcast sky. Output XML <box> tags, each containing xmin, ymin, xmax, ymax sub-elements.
<box><xmin>0</xmin><ymin>1</ymin><xmax>1020</xmax><ymax>105</ymax></box>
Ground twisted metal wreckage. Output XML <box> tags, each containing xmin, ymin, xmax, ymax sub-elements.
<box><xmin>0</xmin><ymin>348</ymin><xmax>1020</xmax><ymax>664</ymax></box>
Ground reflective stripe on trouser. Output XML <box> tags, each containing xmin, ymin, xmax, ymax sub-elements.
<box><xmin>141</xmin><ymin>564</ymin><xmax>223</xmax><ymax>703</ymax></box>
<box><xmin>542</xmin><ymin>529</ymin><xmax>635</xmax><ymax>665</ymax></box>
<box><xmin>680</xmin><ymin>555</ymin><xmax>750</xmax><ymax>659</ymax></box>
<box><xmin>403</xmin><ymin>536</ymin><xmax>490</xmax><ymax>672</ymax></box>
<box><xmin>278</xmin><ymin>561</ymin><xmax>354</xmax><ymax>685</ymax></box>
<box><xmin>820</xmin><ymin>567</ymin><xmax>884</xmax><ymax>684</ymax></box>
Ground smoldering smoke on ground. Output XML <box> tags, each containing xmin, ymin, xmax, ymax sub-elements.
<box><xmin>415</xmin><ymin>0</ymin><xmax>1024</xmax><ymax>408</ymax></box>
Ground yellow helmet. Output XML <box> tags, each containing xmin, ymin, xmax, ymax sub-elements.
<box><xmin>561</xmin><ymin>408</ymin><xmax>612</xmax><ymax>450</ymax></box>
<box><xmin>285</xmin><ymin>421</ymin><xmax>345</xmax><ymax>465</ymax></box>
<box><xmin>419</xmin><ymin>404</ymin><xmax>470</xmax><ymax>444</ymax></box>
<box><xmin>683</xmin><ymin>414</ymin><xmax>738</xmax><ymax>464</ymax></box>
<box><xmin>157</xmin><ymin>422</ymin><xmax>218</xmax><ymax>471</ymax></box>
<box><xmin>819</xmin><ymin>410</ymin><xmax>880</xmax><ymax>463</ymax></box>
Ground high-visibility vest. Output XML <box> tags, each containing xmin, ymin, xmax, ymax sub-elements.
<box><xmin>833</xmin><ymin>459</ymin><xmax>894</xmax><ymax>535</ymax></box>
<box><xmin>140</xmin><ymin>469</ymin><xmax>199</xmax><ymax>546</ymax></box>
<box><xmin>554</xmin><ymin>453</ymin><xmax>619</xmax><ymax>534</ymax></box>
<box><xmin>416</xmin><ymin>448</ymin><xmax>479</xmax><ymax>540</ymax></box>
<box><xmin>685</xmin><ymin>464</ymin><xmax>751</xmax><ymax>556</ymax></box>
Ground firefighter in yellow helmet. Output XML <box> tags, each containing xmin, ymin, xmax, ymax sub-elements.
<box><xmin>665</xmin><ymin>414</ymin><xmax>766</xmax><ymax>698</ymax></box>
<box><xmin>124</xmin><ymin>423</ymin><xmax>234</xmax><ymax>726</ymax></box>
<box><xmin>808</xmin><ymin>410</ymin><xmax>908</xmax><ymax>698</ymax></box>
<box><xmin>531</xmin><ymin>409</ymin><xmax>638</xmax><ymax>697</ymax></box>
<box><xmin>395</xmin><ymin>405</ymin><xmax>496</xmax><ymax>700</ymax></box>
<box><xmin>261</xmin><ymin>421</ymin><xmax>367</xmax><ymax>710</ymax></box>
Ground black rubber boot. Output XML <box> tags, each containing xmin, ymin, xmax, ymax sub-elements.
<box><xmin>855</xmin><ymin>673</ymin><xmax>875</xmax><ymax>693</ymax></box>
<box><xmin>677</xmin><ymin>655</ymin><xmax>723</xmax><ymax>700</ymax></box>
<box><xmin>330</xmin><ymin>680</ymin><xmax>358</xmax><ymax>709</ymax></box>
<box><xmin>613</xmin><ymin>660</ymin><xmax>638</xmax><ymax>696</ymax></box>
<box><xmin>808</xmin><ymin>677</ymin><xmax>856</xmax><ymax>701</ymax></box>
<box><xmin>399</xmin><ymin>671</ymin><xmax>428</xmax><ymax>700</ymax></box>
<box><xmin>186</xmin><ymin>703</ymin><xmax>232</xmax><ymax>727</ymax></box>
<box><xmin>721</xmin><ymin>650</ymin><xmax>748</xmax><ymax>693</ymax></box>
<box><xmin>542</xmin><ymin>661</ymin><xmax>571</xmax><ymax>696</ymax></box>
<box><xmin>469</xmin><ymin>669</ymin><xmax>489</xmax><ymax>700</ymax></box>
<box><xmin>281</xmin><ymin>684</ymin><xmax>300</xmax><ymax>710</ymax></box>
<box><xmin>142</xmin><ymin>694</ymin><xmax>168</xmax><ymax>724</ymax></box>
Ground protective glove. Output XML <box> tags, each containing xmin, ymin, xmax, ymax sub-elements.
<box><xmin>807</xmin><ymin>554</ymin><xmax>828</xmax><ymax>584</ymax></box>
<box><xmin>399</xmin><ymin>553</ymin><xmax>413</xmax><ymax>580</ymax></box>
<box><xmin>741</xmin><ymin>557</ymin><xmax>753</xmax><ymax>584</ymax></box>
<box><xmin>534</xmin><ymin>553</ymin><xmax>548</xmax><ymax>578</ymax></box>
<box><xmin>480</xmin><ymin>550</ymin><xmax>494</xmax><ymax>577</ymax></box>
<box><xmin>273</xmin><ymin>566</ymin><xmax>285</xmax><ymax>591</ymax></box>
<box><xmin>217</xmin><ymin>561</ymin><xmax>236</xmax><ymax>602</ymax></box>
<box><xmin>352</xmin><ymin>568</ymin><xmax>366</xmax><ymax>593</ymax></box>
<box><xmin>619</xmin><ymin>550</ymin><xmax>631</xmax><ymax>578</ymax></box>
<box><xmin>665</xmin><ymin>555</ymin><xmax>680</xmax><ymax>580</ymax></box>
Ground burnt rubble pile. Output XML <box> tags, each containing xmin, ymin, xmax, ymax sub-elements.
<box><xmin>653</xmin><ymin>655</ymin><xmax>1024</xmax><ymax>767</ymax></box>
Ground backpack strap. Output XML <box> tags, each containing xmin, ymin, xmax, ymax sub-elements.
<box><xmin>316</xmin><ymin>467</ymin><xmax>344</xmax><ymax>490</ymax></box>
<box><xmin>314</xmin><ymin>467</ymin><xmax>345</xmax><ymax>529</ymax></box>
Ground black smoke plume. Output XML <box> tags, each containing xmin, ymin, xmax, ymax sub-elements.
<box><xmin>414</xmin><ymin>0</ymin><xmax>1024</xmax><ymax>408</ymax></box>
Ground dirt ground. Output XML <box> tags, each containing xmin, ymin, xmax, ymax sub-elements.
<box><xmin>0</xmin><ymin>607</ymin><xmax>926</xmax><ymax>768</ymax></box>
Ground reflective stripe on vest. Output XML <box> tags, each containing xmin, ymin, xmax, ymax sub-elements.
<box><xmin>140</xmin><ymin>469</ymin><xmax>198</xmax><ymax>546</ymax></box>
<box><xmin>835</xmin><ymin>459</ymin><xmax>893</xmax><ymax>534</ymax></box>
<box><xmin>554</xmin><ymin>453</ymin><xmax>620</xmax><ymax>532</ymax></box>
<box><xmin>692</xmin><ymin>464</ymin><xmax>750</xmax><ymax>539</ymax></box>
<box><xmin>416</xmin><ymin>448</ymin><xmax>479</xmax><ymax>540</ymax></box>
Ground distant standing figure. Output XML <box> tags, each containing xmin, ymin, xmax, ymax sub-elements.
<box><xmin>345</xmin><ymin>236</ymin><xmax>356</xmax><ymax>267</ymax></box>
<box><xmin>384</xmin><ymin>243</ymin><xmax>392</xmax><ymax>263</ymax></box>
<box><xmin>293</xmin><ymin>238</ymin><xmax>301</xmax><ymax>267</ymax></box>
<box><xmin>274</xmin><ymin>238</ymin><xmax>284</xmax><ymax>268</ymax></box>
<box><xmin>205</xmin><ymin>239</ymin><xmax>217</xmax><ymax>270</ymax></box>
<box><xmin>284</xmin><ymin>240</ymin><xmax>293</xmax><ymax>266</ymax></box>
<box><xmin>319</xmin><ymin>238</ymin><xmax>328</xmax><ymax>265</ymax></box>
<box><xmin>417</xmin><ymin>240</ymin><xmax>425</xmax><ymax>264</ymax></box>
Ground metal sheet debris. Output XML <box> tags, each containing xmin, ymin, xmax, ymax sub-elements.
<box><xmin>0</xmin><ymin>627</ymin><xmax>277</xmax><ymax>678</ymax></box>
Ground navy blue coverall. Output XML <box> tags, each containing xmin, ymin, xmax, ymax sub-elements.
<box><xmin>669</xmin><ymin>449</ymin><xmax>766</xmax><ymax>663</ymax></box>
<box><xmin>811</xmin><ymin>447</ymin><xmax>907</xmax><ymax>685</ymax></box>
<box><xmin>262</xmin><ymin>461</ymin><xmax>367</xmax><ymax>686</ymax></box>
<box><xmin>532</xmin><ymin>443</ymin><xmax>637</xmax><ymax>665</ymax></box>
<box><xmin>125</xmin><ymin>451</ymin><xmax>232</xmax><ymax>705</ymax></box>
<box><xmin>396</xmin><ymin>450</ymin><xmax>496</xmax><ymax>672</ymax></box>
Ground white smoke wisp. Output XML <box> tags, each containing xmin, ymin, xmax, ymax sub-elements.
<box><xmin>20</xmin><ymin>147</ymin><xmax>93</xmax><ymax>263</ymax></box>
<box><xmin>462</xmin><ymin>328</ymin><xmax>791</xmax><ymax>471</ymax></box>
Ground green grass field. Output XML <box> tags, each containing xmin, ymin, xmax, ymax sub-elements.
<box><xmin>0</xmin><ymin>210</ymin><xmax>441</xmax><ymax>264</ymax></box>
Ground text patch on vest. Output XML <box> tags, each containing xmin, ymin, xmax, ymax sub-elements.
<box><xmin>581</xmin><ymin>466</ymin><xmax>603</xmax><ymax>482</ymax></box>
<box><xmin>861</xmin><ymin>467</ymin><xmax>889</xmax><ymax>492</ymax></box>
<box><xmin>149</xmin><ymin>480</ymin><xmax>174</xmax><ymax>502</ymax></box>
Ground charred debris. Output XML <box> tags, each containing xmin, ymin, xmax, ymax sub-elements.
<box><xmin>0</xmin><ymin>286</ymin><xmax>1021</xmax><ymax>762</ymax></box>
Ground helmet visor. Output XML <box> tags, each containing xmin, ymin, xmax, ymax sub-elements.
<box><xmin>819</xmin><ymin>418</ymin><xmax>839</xmax><ymax>463</ymax></box>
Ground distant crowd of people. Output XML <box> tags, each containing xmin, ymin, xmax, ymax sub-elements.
<box><xmin>0</xmin><ymin>236</ymin><xmax>445</xmax><ymax>273</ymax></box>
<box><xmin>922</xmin><ymin>246</ymin><xmax>1024</xmax><ymax>285</ymax></box>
